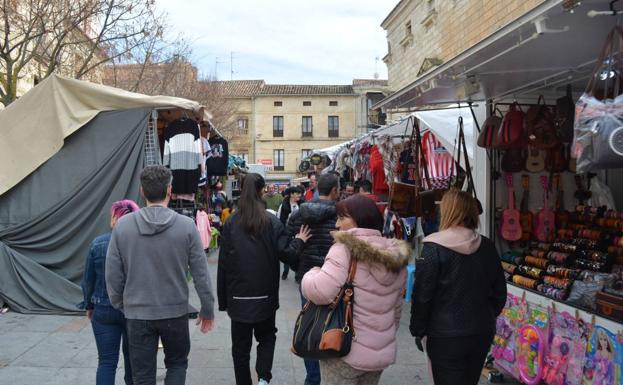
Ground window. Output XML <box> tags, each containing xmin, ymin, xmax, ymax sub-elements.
<box><xmin>303</xmin><ymin>101</ymin><xmax>312</xmax><ymax>106</ymax></box>
<box><xmin>329</xmin><ymin>100</ymin><xmax>338</xmax><ymax>106</ymax></box>
<box><xmin>274</xmin><ymin>101</ymin><xmax>283</xmax><ymax>106</ymax></box>
<box><xmin>405</xmin><ymin>21</ymin><xmax>412</xmax><ymax>37</ymax></box>
<box><xmin>237</xmin><ymin>118</ymin><xmax>248</xmax><ymax>134</ymax></box>
<box><xmin>273</xmin><ymin>149</ymin><xmax>285</xmax><ymax>171</ymax></box>
<box><xmin>301</xmin><ymin>149</ymin><xmax>313</xmax><ymax>160</ymax></box>
<box><xmin>273</xmin><ymin>116</ymin><xmax>284</xmax><ymax>137</ymax></box>
<box><xmin>328</xmin><ymin>116</ymin><xmax>339</xmax><ymax>138</ymax></box>
<box><xmin>302</xmin><ymin>116</ymin><xmax>313</xmax><ymax>137</ymax></box>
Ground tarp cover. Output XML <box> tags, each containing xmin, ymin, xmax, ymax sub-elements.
<box><xmin>0</xmin><ymin>74</ymin><xmax>211</xmax><ymax>195</ymax></box>
<box><xmin>0</xmin><ymin>108</ymin><xmax>148</xmax><ymax>314</ymax></box>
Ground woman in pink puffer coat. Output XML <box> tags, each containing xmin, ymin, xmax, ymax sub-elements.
<box><xmin>301</xmin><ymin>194</ymin><xmax>409</xmax><ymax>385</ymax></box>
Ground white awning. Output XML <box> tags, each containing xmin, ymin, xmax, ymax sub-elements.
<box><xmin>313</xmin><ymin>104</ymin><xmax>476</xmax><ymax>162</ymax></box>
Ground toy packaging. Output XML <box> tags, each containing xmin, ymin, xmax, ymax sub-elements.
<box><xmin>543</xmin><ymin>310</ymin><xmax>586</xmax><ymax>385</ymax></box>
<box><xmin>582</xmin><ymin>326</ymin><xmax>622</xmax><ymax>385</ymax></box>
<box><xmin>493</xmin><ymin>293</ymin><xmax>527</xmax><ymax>378</ymax></box>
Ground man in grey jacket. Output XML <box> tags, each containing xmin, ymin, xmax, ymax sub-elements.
<box><xmin>106</xmin><ymin>165</ymin><xmax>215</xmax><ymax>385</ymax></box>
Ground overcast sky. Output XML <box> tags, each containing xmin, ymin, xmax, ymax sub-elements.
<box><xmin>157</xmin><ymin>0</ymin><xmax>394</xmax><ymax>84</ymax></box>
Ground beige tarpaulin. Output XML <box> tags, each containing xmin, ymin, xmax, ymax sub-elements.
<box><xmin>0</xmin><ymin>74</ymin><xmax>212</xmax><ymax>195</ymax></box>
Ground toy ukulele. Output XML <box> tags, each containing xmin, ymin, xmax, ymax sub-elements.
<box><xmin>519</xmin><ymin>175</ymin><xmax>533</xmax><ymax>241</ymax></box>
<box><xmin>535</xmin><ymin>175</ymin><xmax>555</xmax><ymax>242</ymax></box>
<box><xmin>501</xmin><ymin>173</ymin><xmax>522</xmax><ymax>241</ymax></box>
<box><xmin>525</xmin><ymin>146</ymin><xmax>546</xmax><ymax>173</ymax></box>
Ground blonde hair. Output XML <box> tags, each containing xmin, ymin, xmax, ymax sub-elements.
<box><xmin>439</xmin><ymin>189</ymin><xmax>480</xmax><ymax>231</ymax></box>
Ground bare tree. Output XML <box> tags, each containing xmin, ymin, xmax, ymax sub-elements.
<box><xmin>0</xmin><ymin>0</ymin><xmax>166</xmax><ymax>106</ymax></box>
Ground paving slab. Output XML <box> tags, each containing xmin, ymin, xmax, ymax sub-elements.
<box><xmin>0</xmin><ymin>253</ymin><xmax>507</xmax><ymax>385</ymax></box>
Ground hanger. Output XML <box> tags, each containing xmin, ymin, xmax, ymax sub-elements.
<box><xmin>611</xmin><ymin>0</ymin><xmax>621</xmax><ymax>15</ymax></box>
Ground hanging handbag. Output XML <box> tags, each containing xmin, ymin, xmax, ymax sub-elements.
<box><xmin>555</xmin><ymin>84</ymin><xmax>575</xmax><ymax>143</ymax></box>
<box><xmin>291</xmin><ymin>257</ymin><xmax>357</xmax><ymax>360</ymax></box>
<box><xmin>525</xmin><ymin>95</ymin><xmax>558</xmax><ymax>150</ymax></box>
<box><xmin>497</xmin><ymin>102</ymin><xmax>526</xmax><ymax>148</ymax></box>
<box><xmin>573</xmin><ymin>26</ymin><xmax>623</xmax><ymax>172</ymax></box>
<box><xmin>477</xmin><ymin>109</ymin><xmax>503</xmax><ymax>149</ymax></box>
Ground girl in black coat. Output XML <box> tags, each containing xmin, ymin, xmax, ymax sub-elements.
<box><xmin>217</xmin><ymin>173</ymin><xmax>310</xmax><ymax>385</ymax></box>
<box><xmin>410</xmin><ymin>189</ymin><xmax>507</xmax><ymax>385</ymax></box>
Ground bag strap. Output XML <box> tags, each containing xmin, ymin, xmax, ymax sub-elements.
<box><xmin>328</xmin><ymin>256</ymin><xmax>358</xmax><ymax>309</ymax></box>
<box><xmin>413</xmin><ymin>118</ymin><xmax>432</xmax><ymax>190</ymax></box>
<box><xmin>458</xmin><ymin>117</ymin><xmax>477</xmax><ymax>199</ymax></box>
<box><xmin>585</xmin><ymin>26</ymin><xmax>623</xmax><ymax>96</ymax></box>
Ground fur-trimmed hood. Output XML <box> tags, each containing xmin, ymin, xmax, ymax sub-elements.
<box><xmin>332</xmin><ymin>228</ymin><xmax>410</xmax><ymax>274</ymax></box>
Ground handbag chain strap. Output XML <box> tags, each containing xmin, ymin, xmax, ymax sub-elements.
<box><xmin>413</xmin><ymin>118</ymin><xmax>433</xmax><ymax>192</ymax></box>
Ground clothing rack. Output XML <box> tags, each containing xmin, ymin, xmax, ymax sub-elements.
<box><xmin>493</xmin><ymin>102</ymin><xmax>557</xmax><ymax>108</ymax></box>
<box><xmin>588</xmin><ymin>0</ymin><xmax>623</xmax><ymax>17</ymax></box>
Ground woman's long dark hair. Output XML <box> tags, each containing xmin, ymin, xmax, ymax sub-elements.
<box><xmin>238</xmin><ymin>173</ymin><xmax>269</xmax><ymax>236</ymax></box>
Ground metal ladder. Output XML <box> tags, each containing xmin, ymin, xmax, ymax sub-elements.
<box><xmin>144</xmin><ymin>110</ymin><xmax>162</xmax><ymax>166</ymax></box>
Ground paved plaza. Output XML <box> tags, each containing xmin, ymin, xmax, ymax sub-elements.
<box><xmin>0</xmin><ymin>251</ymin><xmax>504</xmax><ymax>385</ymax></box>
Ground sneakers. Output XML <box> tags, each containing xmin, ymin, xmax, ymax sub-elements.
<box><xmin>258</xmin><ymin>379</ymin><xmax>269</xmax><ymax>385</ymax></box>
<box><xmin>281</xmin><ymin>271</ymin><xmax>288</xmax><ymax>280</ymax></box>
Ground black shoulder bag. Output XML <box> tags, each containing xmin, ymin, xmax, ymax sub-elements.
<box><xmin>291</xmin><ymin>257</ymin><xmax>357</xmax><ymax>360</ymax></box>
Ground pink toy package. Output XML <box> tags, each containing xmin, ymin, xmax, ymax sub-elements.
<box><xmin>542</xmin><ymin>309</ymin><xmax>587</xmax><ymax>385</ymax></box>
<box><xmin>493</xmin><ymin>293</ymin><xmax>527</xmax><ymax>379</ymax></box>
<box><xmin>582</xmin><ymin>326</ymin><xmax>622</xmax><ymax>385</ymax></box>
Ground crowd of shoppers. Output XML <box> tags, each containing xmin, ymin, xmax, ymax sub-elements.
<box><xmin>81</xmin><ymin>165</ymin><xmax>505</xmax><ymax>385</ymax></box>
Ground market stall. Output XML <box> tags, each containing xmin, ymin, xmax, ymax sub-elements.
<box><xmin>371</xmin><ymin>1</ymin><xmax>623</xmax><ymax>383</ymax></box>
<box><xmin>0</xmin><ymin>75</ymin><xmax>229</xmax><ymax>314</ymax></box>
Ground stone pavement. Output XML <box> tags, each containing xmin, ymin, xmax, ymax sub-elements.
<box><xmin>0</xmin><ymin>251</ymin><xmax>507</xmax><ymax>385</ymax></box>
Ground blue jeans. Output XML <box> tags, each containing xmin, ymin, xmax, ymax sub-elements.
<box><xmin>126</xmin><ymin>315</ymin><xmax>190</xmax><ymax>385</ymax></box>
<box><xmin>91</xmin><ymin>305</ymin><xmax>133</xmax><ymax>385</ymax></box>
<box><xmin>299</xmin><ymin>288</ymin><xmax>321</xmax><ymax>385</ymax></box>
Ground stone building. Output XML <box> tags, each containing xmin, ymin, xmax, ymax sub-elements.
<box><xmin>380</xmin><ymin>0</ymin><xmax>546</xmax><ymax>119</ymax></box>
<box><xmin>214</xmin><ymin>79</ymin><xmax>389</xmax><ymax>183</ymax></box>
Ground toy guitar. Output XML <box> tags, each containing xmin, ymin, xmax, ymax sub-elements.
<box><xmin>519</xmin><ymin>175</ymin><xmax>533</xmax><ymax>241</ymax></box>
<box><xmin>525</xmin><ymin>146</ymin><xmax>545</xmax><ymax>173</ymax></box>
<box><xmin>545</xmin><ymin>143</ymin><xmax>569</xmax><ymax>173</ymax></box>
<box><xmin>553</xmin><ymin>174</ymin><xmax>570</xmax><ymax>229</ymax></box>
<box><xmin>501</xmin><ymin>173</ymin><xmax>522</xmax><ymax>241</ymax></box>
<box><xmin>535</xmin><ymin>175</ymin><xmax>555</xmax><ymax>242</ymax></box>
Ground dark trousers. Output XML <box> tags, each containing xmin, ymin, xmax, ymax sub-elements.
<box><xmin>426</xmin><ymin>333</ymin><xmax>494</xmax><ymax>385</ymax></box>
<box><xmin>282</xmin><ymin>263</ymin><xmax>289</xmax><ymax>276</ymax></box>
<box><xmin>126</xmin><ymin>315</ymin><xmax>190</xmax><ymax>385</ymax></box>
<box><xmin>230</xmin><ymin>314</ymin><xmax>277</xmax><ymax>385</ymax></box>
<box><xmin>91</xmin><ymin>305</ymin><xmax>133</xmax><ymax>385</ymax></box>
<box><xmin>300</xmin><ymin>289</ymin><xmax>321</xmax><ymax>385</ymax></box>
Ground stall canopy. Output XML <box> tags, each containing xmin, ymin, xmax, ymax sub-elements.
<box><xmin>0</xmin><ymin>74</ymin><xmax>211</xmax><ymax>196</ymax></box>
<box><xmin>374</xmin><ymin>0</ymin><xmax>615</xmax><ymax>109</ymax></box>
<box><xmin>0</xmin><ymin>75</ymin><xmax>212</xmax><ymax>314</ymax></box>
<box><xmin>314</xmin><ymin>104</ymin><xmax>476</xmax><ymax>162</ymax></box>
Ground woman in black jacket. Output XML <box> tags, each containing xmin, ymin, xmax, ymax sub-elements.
<box><xmin>410</xmin><ymin>189</ymin><xmax>507</xmax><ymax>385</ymax></box>
<box><xmin>217</xmin><ymin>173</ymin><xmax>310</xmax><ymax>385</ymax></box>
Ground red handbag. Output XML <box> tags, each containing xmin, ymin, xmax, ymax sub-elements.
<box><xmin>497</xmin><ymin>103</ymin><xmax>525</xmax><ymax>148</ymax></box>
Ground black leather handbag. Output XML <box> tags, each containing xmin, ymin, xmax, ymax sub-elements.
<box><xmin>291</xmin><ymin>258</ymin><xmax>357</xmax><ymax>360</ymax></box>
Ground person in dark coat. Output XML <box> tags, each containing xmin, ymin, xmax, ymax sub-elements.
<box><xmin>277</xmin><ymin>186</ymin><xmax>303</xmax><ymax>280</ymax></box>
<box><xmin>286</xmin><ymin>172</ymin><xmax>340</xmax><ymax>385</ymax></box>
<box><xmin>217</xmin><ymin>173</ymin><xmax>311</xmax><ymax>385</ymax></box>
<box><xmin>410</xmin><ymin>189</ymin><xmax>507</xmax><ymax>385</ymax></box>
